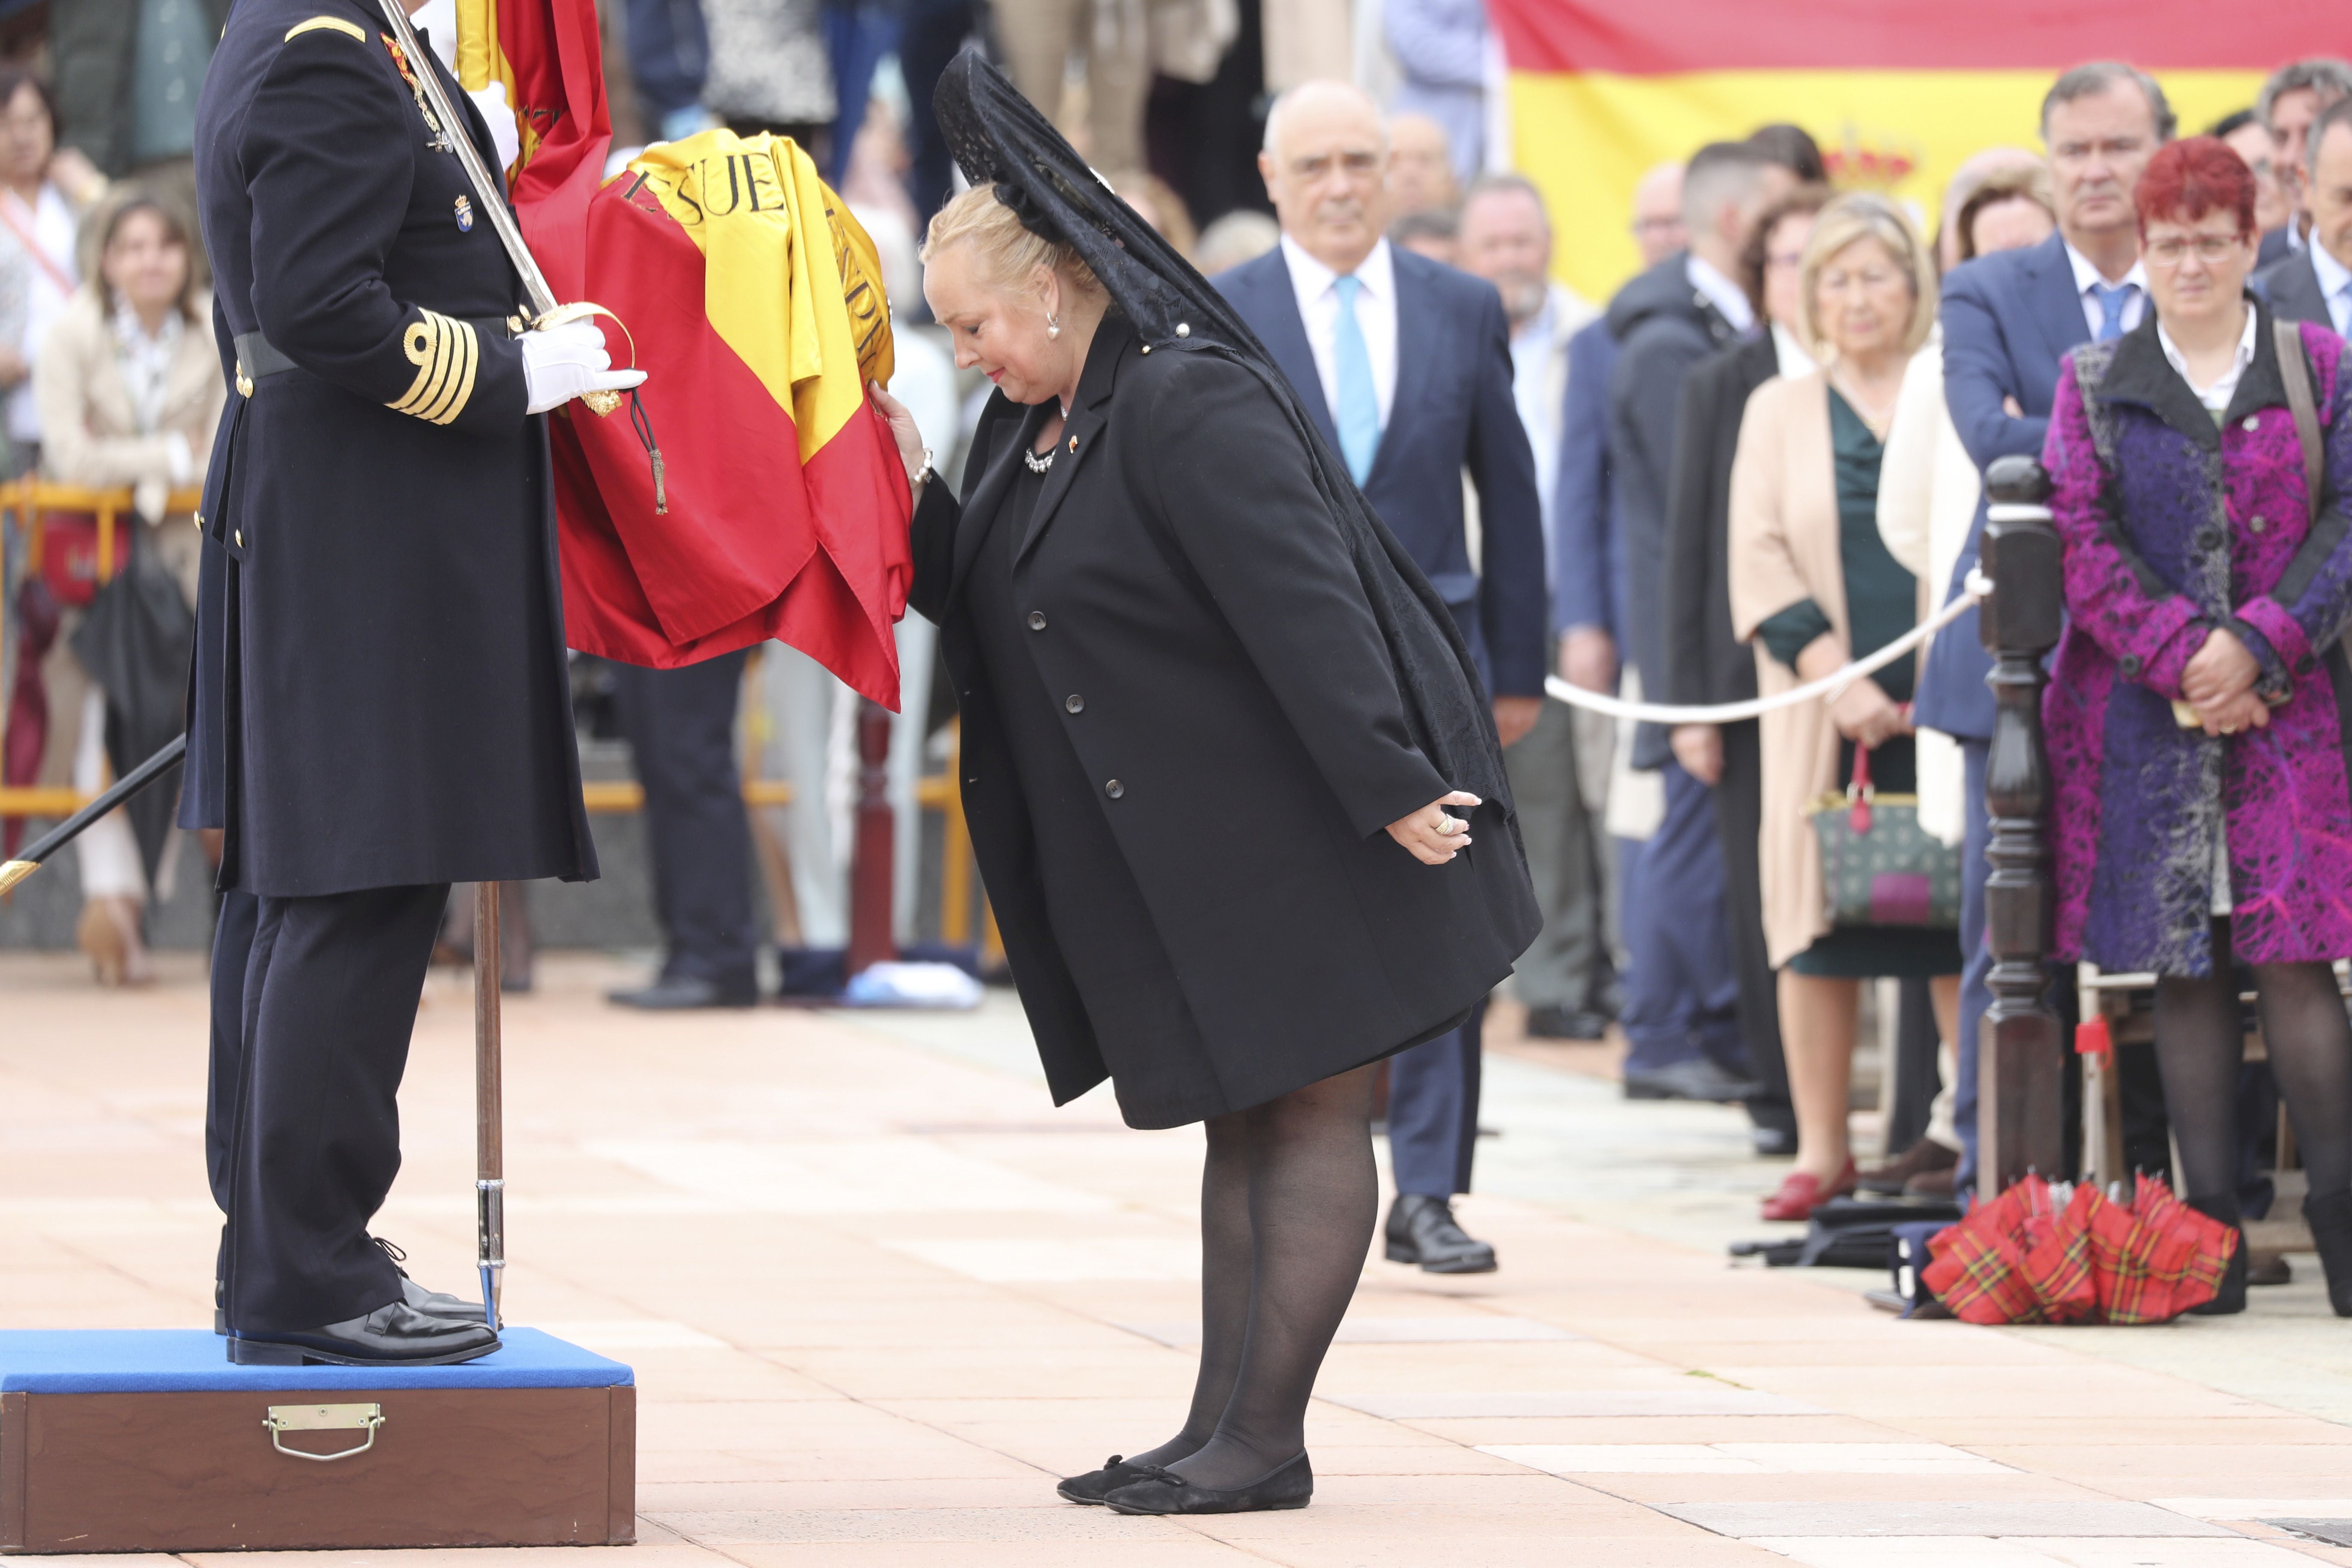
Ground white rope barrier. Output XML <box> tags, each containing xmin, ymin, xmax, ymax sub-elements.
<box><xmin>1542</xmin><ymin>572</ymin><xmax>1993</xmax><ymax>725</ymax></box>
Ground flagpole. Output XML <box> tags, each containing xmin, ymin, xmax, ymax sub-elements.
<box><xmin>473</xmin><ymin>880</ymin><xmax>506</xmax><ymax>1332</ymax></box>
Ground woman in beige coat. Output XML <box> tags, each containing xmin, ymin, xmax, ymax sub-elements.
<box><xmin>1728</xmin><ymin>195</ymin><xmax>1961</xmax><ymax>1221</ymax></box>
<box><xmin>33</xmin><ymin>190</ymin><xmax>222</xmax><ymax>983</ymax></box>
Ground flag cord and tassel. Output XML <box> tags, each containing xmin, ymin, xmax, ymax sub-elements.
<box><xmin>532</xmin><ymin>301</ymin><xmax>666</xmax><ymax>513</ymax></box>
<box><xmin>628</xmin><ymin>387</ymin><xmax>667</xmax><ymax>514</ymax></box>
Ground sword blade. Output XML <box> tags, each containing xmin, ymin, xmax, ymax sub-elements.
<box><xmin>374</xmin><ymin>0</ymin><xmax>558</xmax><ymax>319</ymax></box>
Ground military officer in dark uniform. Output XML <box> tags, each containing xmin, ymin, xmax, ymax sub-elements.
<box><xmin>188</xmin><ymin>0</ymin><xmax>643</xmax><ymax>1366</ymax></box>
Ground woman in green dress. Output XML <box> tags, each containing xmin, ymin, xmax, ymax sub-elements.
<box><xmin>1729</xmin><ymin>194</ymin><xmax>1962</xmax><ymax>1221</ymax></box>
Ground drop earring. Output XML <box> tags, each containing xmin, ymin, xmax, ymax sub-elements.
<box><xmin>1047</xmin><ymin>313</ymin><xmax>1061</xmax><ymax>339</ymax></box>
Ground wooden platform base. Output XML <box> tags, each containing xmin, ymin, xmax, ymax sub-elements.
<box><xmin>0</xmin><ymin>1329</ymin><xmax>634</xmax><ymax>1552</ymax></box>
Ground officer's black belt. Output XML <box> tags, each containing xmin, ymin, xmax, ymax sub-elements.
<box><xmin>233</xmin><ymin>330</ymin><xmax>298</xmax><ymax>389</ymax></box>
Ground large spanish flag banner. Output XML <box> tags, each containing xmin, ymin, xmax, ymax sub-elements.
<box><xmin>1488</xmin><ymin>0</ymin><xmax>2328</xmax><ymax>303</ymax></box>
<box><xmin>450</xmin><ymin>0</ymin><xmax>912</xmax><ymax>706</ymax></box>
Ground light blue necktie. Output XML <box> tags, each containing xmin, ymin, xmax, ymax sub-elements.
<box><xmin>2092</xmin><ymin>281</ymin><xmax>2135</xmax><ymax>342</ymax></box>
<box><xmin>1332</xmin><ymin>274</ymin><xmax>1381</xmax><ymax>484</ymax></box>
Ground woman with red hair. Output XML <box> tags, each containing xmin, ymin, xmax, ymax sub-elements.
<box><xmin>2043</xmin><ymin>135</ymin><xmax>2352</xmax><ymax>1317</ymax></box>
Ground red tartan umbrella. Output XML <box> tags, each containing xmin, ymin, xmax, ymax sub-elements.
<box><xmin>1923</xmin><ymin>1173</ymin><xmax>2234</xmax><ymax>1325</ymax></box>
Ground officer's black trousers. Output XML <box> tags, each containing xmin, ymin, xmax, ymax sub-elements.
<box><xmin>612</xmin><ymin>649</ymin><xmax>758</xmax><ymax>990</ymax></box>
<box><xmin>207</xmin><ymin>882</ymin><xmax>448</xmax><ymax>1333</ymax></box>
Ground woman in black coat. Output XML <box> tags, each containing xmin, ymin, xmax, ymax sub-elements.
<box><xmin>868</xmin><ymin>181</ymin><xmax>1535</xmax><ymax>1516</ymax></box>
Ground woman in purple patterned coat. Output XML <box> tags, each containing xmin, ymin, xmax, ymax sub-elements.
<box><xmin>2045</xmin><ymin>137</ymin><xmax>2352</xmax><ymax>1317</ymax></box>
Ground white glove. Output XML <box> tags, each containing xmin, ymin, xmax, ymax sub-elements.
<box><xmin>521</xmin><ymin>318</ymin><xmax>646</xmax><ymax>415</ymax></box>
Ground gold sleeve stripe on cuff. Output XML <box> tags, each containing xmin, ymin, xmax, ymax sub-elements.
<box><xmin>389</xmin><ymin>310</ymin><xmax>479</xmax><ymax>425</ymax></box>
<box><xmin>285</xmin><ymin>16</ymin><xmax>366</xmax><ymax>41</ymax></box>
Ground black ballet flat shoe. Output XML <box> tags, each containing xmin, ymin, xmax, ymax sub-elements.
<box><xmin>2185</xmin><ymin>1194</ymin><xmax>2248</xmax><ymax>1316</ymax></box>
<box><xmin>226</xmin><ymin>1302</ymin><xmax>501</xmax><ymax>1367</ymax></box>
<box><xmin>1057</xmin><ymin>1453</ymin><xmax>1166</xmax><ymax>1504</ymax></box>
<box><xmin>1102</xmin><ymin>1453</ymin><xmax>1313</xmax><ymax>1515</ymax></box>
<box><xmin>2306</xmin><ymin>1190</ymin><xmax>2352</xmax><ymax>1317</ymax></box>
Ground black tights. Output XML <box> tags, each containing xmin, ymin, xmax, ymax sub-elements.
<box><xmin>1124</xmin><ymin>1065</ymin><xmax>1378</xmax><ymax>1488</ymax></box>
<box><xmin>2154</xmin><ymin>920</ymin><xmax>2352</xmax><ymax>1208</ymax></box>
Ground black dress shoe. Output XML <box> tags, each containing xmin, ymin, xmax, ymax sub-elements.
<box><xmin>1058</xmin><ymin>1453</ymin><xmax>1169</xmax><ymax>1504</ymax></box>
<box><xmin>1750</xmin><ymin>1124</ymin><xmax>1799</xmax><ymax>1158</ymax></box>
<box><xmin>1856</xmin><ymin>1137</ymin><xmax>1959</xmax><ymax>1195</ymax></box>
<box><xmin>2248</xmin><ymin>1250</ymin><xmax>2293</xmax><ymax>1287</ymax></box>
<box><xmin>1103</xmin><ymin>1453</ymin><xmax>1313</xmax><ymax>1515</ymax></box>
<box><xmin>226</xmin><ymin>1302</ymin><xmax>501</xmax><ymax>1366</ymax></box>
<box><xmin>377</xmin><ymin>1237</ymin><xmax>488</xmax><ymax>1323</ymax></box>
<box><xmin>1623</xmin><ymin>1057</ymin><xmax>1759</xmax><ymax>1102</ymax></box>
<box><xmin>1525</xmin><ymin>1005</ymin><xmax>1612</xmax><ymax>1040</ymax></box>
<box><xmin>1384</xmin><ymin>1193</ymin><xmax>1498</xmax><ymax>1273</ymax></box>
<box><xmin>218</xmin><ymin>1248</ymin><xmax>487</xmax><ymax>1334</ymax></box>
<box><xmin>605</xmin><ymin>975</ymin><xmax>758</xmax><ymax>1010</ymax></box>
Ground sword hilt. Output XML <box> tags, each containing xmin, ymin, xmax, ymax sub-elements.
<box><xmin>528</xmin><ymin>302</ymin><xmax>636</xmax><ymax>417</ymax></box>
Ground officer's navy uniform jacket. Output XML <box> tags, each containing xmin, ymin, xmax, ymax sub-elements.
<box><xmin>184</xmin><ymin>0</ymin><xmax>595</xmax><ymax>894</ymax></box>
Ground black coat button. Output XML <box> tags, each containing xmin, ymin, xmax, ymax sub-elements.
<box><xmin>1027</xmin><ymin>610</ymin><xmax>1047</xmax><ymax>631</ymax></box>
<box><xmin>1065</xmin><ymin>693</ymin><xmax>1084</xmax><ymax>714</ymax></box>
<box><xmin>1105</xmin><ymin>779</ymin><xmax>1124</xmax><ymax>799</ymax></box>
<box><xmin>2196</xmin><ymin>527</ymin><xmax>2223</xmax><ymax>550</ymax></box>
<box><xmin>2120</xmin><ymin>653</ymin><xmax>2142</xmax><ymax>676</ymax></box>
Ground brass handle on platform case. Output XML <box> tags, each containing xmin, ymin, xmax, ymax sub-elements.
<box><xmin>263</xmin><ymin>1402</ymin><xmax>385</xmax><ymax>1462</ymax></box>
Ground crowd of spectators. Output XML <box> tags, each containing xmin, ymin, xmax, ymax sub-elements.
<box><xmin>6</xmin><ymin>0</ymin><xmax>2352</xmax><ymax>1309</ymax></box>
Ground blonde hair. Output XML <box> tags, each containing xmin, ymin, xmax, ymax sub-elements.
<box><xmin>1798</xmin><ymin>193</ymin><xmax>1938</xmax><ymax>361</ymax></box>
<box><xmin>919</xmin><ymin>184</ymin><xmax>1102</xmax><ymax>300</ymax></box>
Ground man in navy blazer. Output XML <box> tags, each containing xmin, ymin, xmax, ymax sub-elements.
<box><xmin>1215</xmin><ymin>80</ymin><xmax>1546</xmax><ymax>1274</ymax></box>
<box><xmin>1926</xmin><ymin>61</ymin><xmax>2168</xmax><ymax>1191</ymax></box>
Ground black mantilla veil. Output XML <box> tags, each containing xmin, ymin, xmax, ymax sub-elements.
<box><xmin>930</xmin><ymin>50</ymin><xmax>1518</xmax><ymax>829</ymax></box>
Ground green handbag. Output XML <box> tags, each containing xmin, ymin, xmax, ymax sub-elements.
<box><xmin>1808</xmin><ymin>744</ymin><xmax>1962</xmax><ymax>930</ymax></box>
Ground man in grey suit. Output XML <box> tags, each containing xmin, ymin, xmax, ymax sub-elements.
<box><xmin>1213</xmin><ymin>81</ymin><xmax>1547</xmax><ymax>1275</ymax></box>
<box><xmin>2254</xmin><ymin>60</ymin><xmax>2352</xmax><ymax>269</ymax></box>
<box><xmin>2257</xmin><ymin>97</ymin><xmax>2352</xmax><ymax>336</ymax></box>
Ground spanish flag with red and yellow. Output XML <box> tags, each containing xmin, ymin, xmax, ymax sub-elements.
<box><xmin>1488</xmin><ymin>0</ymin><xmax>2305</xmax><ymax>301</ymax></box>
<box><xmin>450</xmin><ymin>0</ymin><xmax>913</xmax><ymax>706</ymax></box>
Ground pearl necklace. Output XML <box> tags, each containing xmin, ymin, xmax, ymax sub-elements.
<box><xmin>1023</xmin><ymin>400</ymin><xmax>1073</xmax><ymax>475</ymax></box>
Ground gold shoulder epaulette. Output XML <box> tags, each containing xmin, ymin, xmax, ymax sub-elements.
<box><xmin>284</xmin><ymin>15</ymin><xmax>366</xmax><ymax>43</ymax></box>
<box><xmin>390</xmin><ymin>309</ymin><xmax>479</xmax><ymax>425</ymax></box>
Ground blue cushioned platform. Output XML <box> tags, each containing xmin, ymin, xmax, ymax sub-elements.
<box><xmin>0</xmin><ymin>1328</ymin><xmax>633</xmax><ymax>1393</ymax></box>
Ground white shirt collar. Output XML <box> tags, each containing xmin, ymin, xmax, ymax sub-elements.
<box><xmin>2312</xmin><ymin>234</ymin><xmax>2352</xmax><ymax>305</ymax></box>
<box><xmin>1770</xmin><ymin>320</ymin><xmax>1817</xmax><ymax>379</ymax></box>
<box><xmin>2156</xmin><ymin>306</ymin><xmax>2259</xmax><ymax>411</ymax></box>
<box><xmin>2064</xmin><ymin>238</ymin><xmax>2148</xmax><ymax>299</ymax></box>
<box><xmin>1510</xmin><ymin>293</ymin><xmax>1555</xmax><ymax>352</ymax></box>
<box><xmin>1280</xmin><ymin>233</ymin><xmax>1395</xmax><ymax>303</ymax></box>
<box><xmin>1686</xmin><ymin>253</ymin><xmax>1755</xmax><ymax>334</ymax></box>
